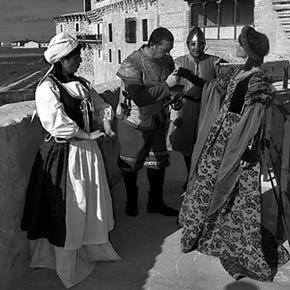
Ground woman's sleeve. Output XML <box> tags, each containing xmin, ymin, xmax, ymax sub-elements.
<box><xmin>216</xmin><ymin>64</ymin><xmax>239</xmax><ymax>90</ymax></box>
<box><xmin>35</xmin><ymin>80</ymin><xmax>79</xmax><ymax>139</ymax></box>
<box><xmin>90</xmin><ymin>87</ymin><xmax>114</xmax><ymax>122</ymax></box>
<box><xmin>244</xmin><ymin>72</ymin><xmax>273</xmax><ymax>108</ymax></box>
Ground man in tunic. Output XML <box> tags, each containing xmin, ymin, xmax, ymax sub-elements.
<box><xmin>116</xmin><ymin>27</ymin><xmax>180</xmax><ymax>217</ymax></box>
<box><xmin>167</xmin><ymin>26</ymin><xmax>222</xmax><ymax>189</ymax></box>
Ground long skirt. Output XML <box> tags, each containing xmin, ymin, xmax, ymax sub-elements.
<box><xmin>22</xmin><ymin>138</ymin><xmax>120</xmax><ymax>288</ymax></box>
<box><xmin>179</xmin><ymin>112</ymin><xmax>290</xmax><ymax>281</ymax></box>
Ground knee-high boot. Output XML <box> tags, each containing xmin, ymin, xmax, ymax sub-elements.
<box><xmin>147</xmin><ymin>168</ymin><xmax>179</xmax><ymax>216</ymax></box>
<box><xmin>122</xmin><ymin>170</ymin><xmax>139</xmax><ymax>216</ymax></box>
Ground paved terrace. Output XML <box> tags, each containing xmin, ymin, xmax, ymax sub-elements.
<box><xmin>16</xmin><ymin>152</ymin><xmax>290</xmax><ymax>290</ymax></box>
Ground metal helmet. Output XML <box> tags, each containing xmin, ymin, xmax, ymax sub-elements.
<box><xmin>186</xmin><ymin>26</ymin><xmax>206</xmax><ymax>45</ymax></box>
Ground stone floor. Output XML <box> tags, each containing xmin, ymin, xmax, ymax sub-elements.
<box><xmin>16</xmin><ymin>152</ymin><xmax>290</xmax><ymax>290</ymax></box>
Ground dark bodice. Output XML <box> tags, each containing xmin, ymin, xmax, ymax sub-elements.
<box><xmin>48</xmin><ymin>75</ymin><xmax>92</xmax><ymax>131</ymax></box>
<box><xmin>228</xmin><ymin>75</ymin><xmax>251</xmax><ymax>114</ymax></box>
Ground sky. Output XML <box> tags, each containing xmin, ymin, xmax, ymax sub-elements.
<box><xmin>0</xmin><ymin>0</ymin><xmax>83</xmax><ymax>42</ymax></box>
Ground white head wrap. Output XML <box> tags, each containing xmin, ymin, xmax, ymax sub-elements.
<box><xmin>44</xmin><ymin>33</ymin><xmax>79</xmax><ymax>64</ymax></box>
<box><xmin>38</xmin><ymin>33</ymin><xmax>80</xmax><ymax>87</ymax></box>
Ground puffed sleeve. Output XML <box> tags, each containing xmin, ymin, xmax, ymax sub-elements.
<box><xmin>244</xmin><ymin>72</ymin><xmax>273</xmax><ymax>107</ymax></box>
<box><xmin>216</xmin><ymin>63</ymin><xmax>241</xmax><ymax>90</ymax></box>
<box><xmin>35</xmin><ymin>79</ymin><xmax>79</xmax><ymax>139</ymax></box>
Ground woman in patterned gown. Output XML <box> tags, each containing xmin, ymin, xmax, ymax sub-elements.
<box><xmin>21</xmin><ymin>33</ymin><xmax>120</xmax><ymax>288</ymax></box>
<box><xmin>179</xmin><ymin>26</ymin><xmax>290</xmax><ymax>281</ymax></box>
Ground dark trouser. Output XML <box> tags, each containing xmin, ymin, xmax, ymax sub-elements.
<box><xmin>118</xmin><ymin>119</ymin><xmax>178</xmax><ymax>216</ymax></box>
<box><xmin>122</xmin><ymin>170</ymin><xmax>138</xmax><ymax>216</ymax></box>
<box><xmin>122</xmin><ymin>167</ymin><xmax>178</xmax><ymax>216</ymax></box>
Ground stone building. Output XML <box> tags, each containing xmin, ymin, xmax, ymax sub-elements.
<box><xmin>53</xmin><ymin>0</ymin><xmax>290</xmax><ymax>85</ymax></box>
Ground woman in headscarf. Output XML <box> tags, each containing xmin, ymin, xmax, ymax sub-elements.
<box><xmin>178</xmin><ymin>26</ymin><xmax>290</xmax><ymax>281</ymax></box>
<box><xmin>21</xmin><ymin>33</ymin><xmax>120</xmax><ymax>288</ymax></box>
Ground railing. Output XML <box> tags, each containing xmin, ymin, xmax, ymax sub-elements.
<box><xmin>76</xmin><ymin>34</ymin><xmax>102</xmax><ymax>43</ymax></box>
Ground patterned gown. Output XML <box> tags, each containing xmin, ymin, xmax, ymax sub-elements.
<box><xmin>179</xmin><ymin>68</ymin><xmax>290</xmax><ymax>281</ymax></box>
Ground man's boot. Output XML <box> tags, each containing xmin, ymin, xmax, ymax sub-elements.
<box><xmin>122</xmin><ymin>170</ymin><xmax>139</xmax><ymax>217</ymax></box>
<box><xmin>147</xmin><ymin>168</ymin><xmax>179</xmax><ymax>216</ymax></box>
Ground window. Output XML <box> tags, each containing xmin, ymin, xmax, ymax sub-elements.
<box><xmin>125</xmin><ymin>18</ymin><xmax>137</xmax><ymax>43</ymax></box>
<box><xmin>205</xmin><ymin>2</ymin><xmax>217</xmax><ymax>27</ymax></box>
<box><xmin>220</xmin><ymin>0</ymin><xmax>234</xmax><ymax>26</ymax></box>
<box><xmin>76</xmin><ymin>23</ymin><xmax>79</xmax><ymax>32</ymax></box>
<box><xmin>118</xmin><ymin>49</ymin><xmax>121</xmax><ymax>64</ymax></box>
<box><xmin>237</xmin><ymin>0</ymin><xmax>254</xmax><ymax>25</ymax></box>
<box><xmin>190</xmin><ymin>0</ymin><xmax>254</xmax><ymax>39</ymax></box>
<box><xmin>97</xmin><ymin>23</ymin><xmax>100</xmax><ymax>35</ymax></box>
<box><xmin>142</xmin><ymin>19</ymin><xmax>148</xmax><ymax>41</ymax></box>
<box><xmin>191</xmin><ymin>3</ymin><xmax>204</xmax><ymax>27</ymax></box>
<box><xmin>109</xmin><ymin>49</ymin><xmax>112</xmax><ymax>62</ymax></box>
<box><xmin>108</xmin><ymin>23</ymin><xmax>112</xmax><ymax>42</ymax></box>
<box><xmin>84</xmin><ymin>0</ymin><xmax>91</xmax><ymax>12</ymax></box>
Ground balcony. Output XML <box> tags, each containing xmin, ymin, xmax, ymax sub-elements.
<box><xmin>76</xmin><ymin>34</ymin><xmax>102</xmax><ymax>45</ymax></box>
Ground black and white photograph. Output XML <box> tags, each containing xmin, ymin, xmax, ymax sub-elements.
<box><xmin>1</xmin><ymin>1</ymin><xmax>290</xmax><ymax>290</ymax></box>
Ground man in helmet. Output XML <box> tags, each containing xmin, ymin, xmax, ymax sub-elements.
<box><xmin>167</xmin><ymin>26</ymin><xmax>223</xmax><ymax>189</ymax></box>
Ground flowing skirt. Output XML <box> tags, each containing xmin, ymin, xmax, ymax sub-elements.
<box><xmin>22</xmin><ymin>139</ymin><xmax>120</xmax><ymax>288</ymax></box>
<box><xmin>179</xmin><ymin>112</ymin><xmax>290</xmax><ymax>281</ymax></box>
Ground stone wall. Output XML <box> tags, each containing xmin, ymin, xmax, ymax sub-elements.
<box><xmin>255</xmin><ymin>0</ymin><xmax>290</xmax><ymax>58</ymax></box>
<box><xmin>55</xmin><ymin>19</ymin><xmax>91</xmax><ymax>37</ymax></box>
<box><xmin>92</xmin><ymin>0</ymin><xmax>159</xmax><ymax>84</ymax></box>
<box><xmin>0</xmin><ymin>101</ymin><xmax>43</xmax><ymax>290</ymax></box>
<box><xmin>78</xmin><ymin>47</ymin><xmax>95</xmax><ymax>83</ymax></box>
<box><xmin>0</xmin><ymin>90</ymin><xmax>35</xmax><ymax>106</ymax></box>
<box><xmin>158</xmin><ymin>0</ymin><xmax>189</xmax><ymax>58</ymax></box>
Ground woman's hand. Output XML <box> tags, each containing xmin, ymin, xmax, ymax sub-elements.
<box><xmin>166</xmin><ymin>72</ymin><xmax>180</xmax><ymax>88</ymax></box>
<box><xmin>103</xmin><ymin>120</ymin><xmax>115</xmax><ymax>138</ymax></box>
<box><xmin>75</xmin><ymin>128</ymin><xmax>105</xmax><ymax>140</ymax></box>
<box><xmin>105</xmin><ymin>129</ymin><xmax>116</xmax><ymax>138</ymax></box>
<box><xmin>89</xmin><ymin>130</ymin><xmax>105</xmax><ymax>140</ymax></box>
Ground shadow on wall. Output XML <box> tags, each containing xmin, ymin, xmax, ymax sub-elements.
<box><xmin>225</xmin><ymin>281</ymin><xmax>259</xmax><ymax>290</ymax></box>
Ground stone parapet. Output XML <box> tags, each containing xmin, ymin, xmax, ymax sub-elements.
<box><xmin>0</xmin><ymin>101</ymin><xmax>43</xmax><ymax>290</ymax></box>
<box><xmin>0</xmin><ymin>90</ymin><xmax>35</xmax><ymax>106</ymax></box>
